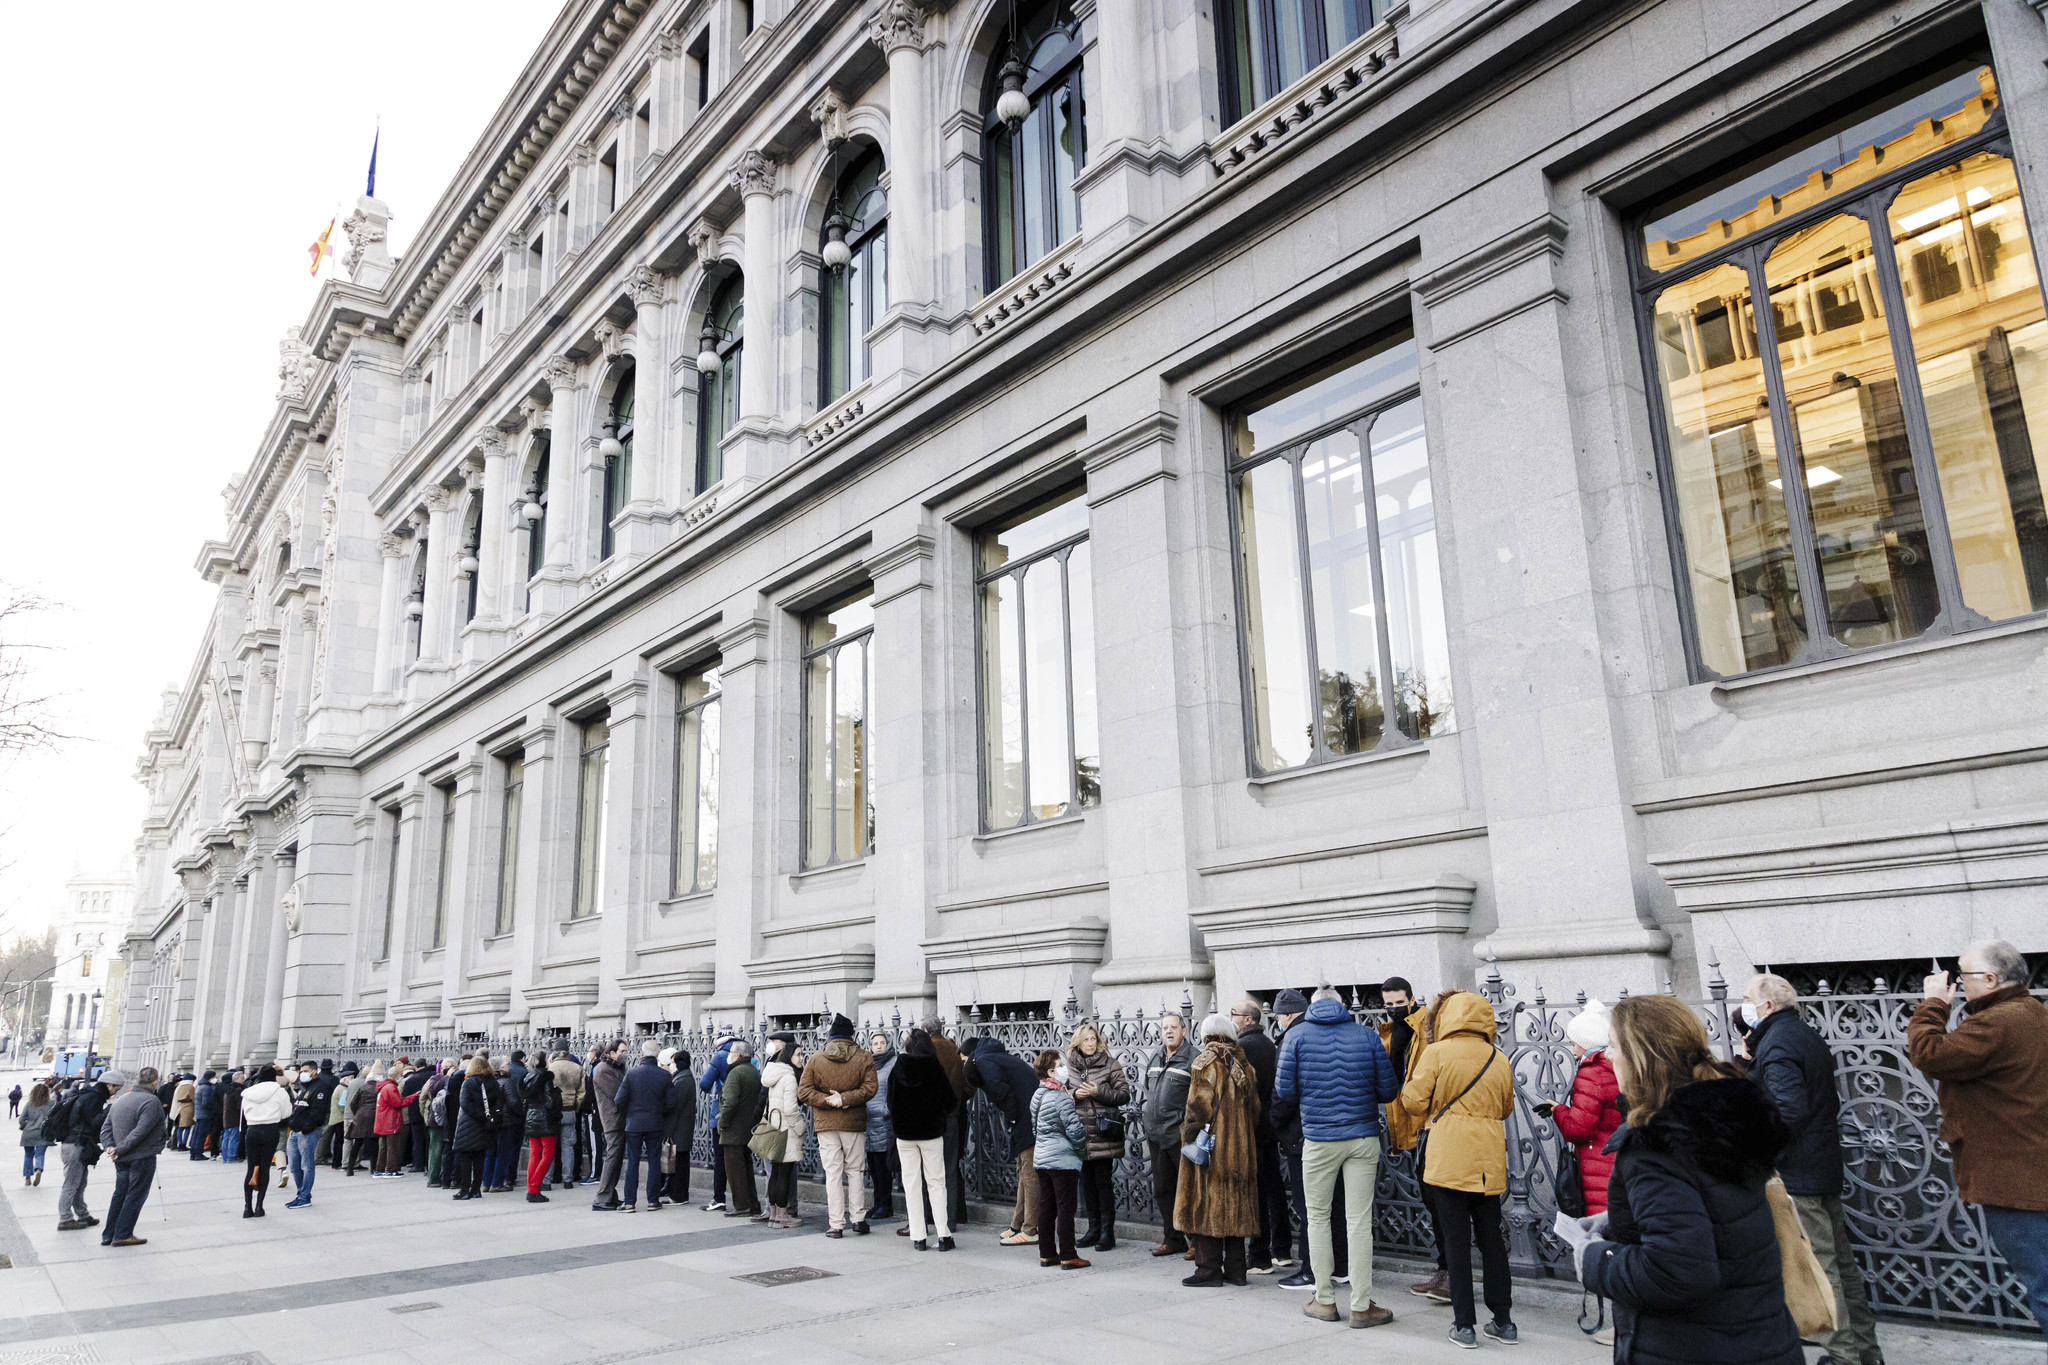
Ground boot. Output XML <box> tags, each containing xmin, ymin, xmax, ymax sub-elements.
<box><xmin>1410</xmin><ymin>1269</ymin><xmax>1452</xmax><ymax>1303</ymax></box>
<box><xmin>1076</xmin><ymin>1225</ymin><xmax>1103</xmax><ymax>1250</ymax></box>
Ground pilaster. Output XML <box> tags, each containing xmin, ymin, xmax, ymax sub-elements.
<box><xmin>706</xmin><ymin>612</ymin><xmax>770</xmax><ymax>1020</ymax></box>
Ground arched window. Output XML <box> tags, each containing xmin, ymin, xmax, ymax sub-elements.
<box><xmin>522</xmin><ymin>440</ymin><xmax>549</xmax><ymax>613</ymax></box>
<box><xmin>407</xmin><ymin>542</ymin><xmax>428</xmax><ymax>659</ymax></box>
<box><xmin>697</xmin><ymin>275</ymin><xmax>744</xmax><ymax>493</ymax></box>
<box><xmin>983</xmin><ymin>0</ymin><xmax>1087</xmax><ymax>290</ymax></box>
<box><xmin>461</xmin><ymin>496</ymin><xmax>482</xmax><ymax>624</ymax></box>
<box><xmin>601</xmin><ymin>365</ymin><xmax>634</xmax><ymax>561</ymax></box>
<box><xmin>1218</xmin><ymin>2</ymin><xmax>1376</xmax><ymax>126</ymax></box>
<box><xmin>822</xmin><ymin>146</ymin><xmax>888</xmax><ymax>404</ymax></box>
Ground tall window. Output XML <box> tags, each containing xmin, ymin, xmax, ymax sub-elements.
<box><xmin>697</xmin><ymin>275</ymin><xmax>744</xmax><ymax>492</ymax></box>
<box><xmin>822</xmin><ymin>146</ymin><xmax>889</xmax><ymax>403</ymax></box>
<box><xmin>1638</xmin><ymin>60</ymin><xmax>2048</xmax><ymax>679</ymax></box>
<box><xmin>978</xmin><ymin>490</ymin><xmax>1101</xmax><ymax>828</ymax></box>
<box><xmin>524</xmin><ymin>442</ymin><xmax>549</xmax><ymax>611</ymax></box>
<box><xmin>571</xmin><ymin>719</ymin><xmax>610</xmax><ymax>919</ymax></box>
<box><xmin>983</xmin><ymin>1</ymin><xmax>1087</xmax><ymax>289</ymax></box>
<box><xmin>495</xmin><ymin>756</ymin><xmax>522</xmax><ymax>936</ymax></box>
<box><xmin>602</xmin><ymin>366</ymin><xmax>634</xmax><ymax>560</ymax></box>
<box><xmin>430</xmin><ymin>784</ymin><xmax>456</xmax><ymax>949</ymax></box>
<box><xmin>378</xmin><ymin>806</ymin><xmax>402</xmax><ymax>959</ymax></box>
<box><xmin>803</xmin><ymin>594</ymin><xmax>874</xmax><ymax>867</ymax></box>
<box><xmin>1231</xmin><ymin>333</ymin><xmax>1454</xmax><ymax>773</ymax></box>
<box><xmin>462</xmin><ymin>497</ymin><xmax>482</xmax><ymax>624</ymax></box>
<box><xmin>1218</xmin><ymin>1</ymin><xmax>1379</xmax><ymax>126</ymax></box>
<box><xmin>672</xmin><ymin>664</ymin><xmax>721</xmax><ymax>894</ymax></box>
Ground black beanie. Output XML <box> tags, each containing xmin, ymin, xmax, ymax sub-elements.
<box><xmin>828</xmin><ymin>1013</ymin><xmax>856</xmax><ymax>1040</ymax></box>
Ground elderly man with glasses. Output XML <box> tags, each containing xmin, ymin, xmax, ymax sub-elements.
<box><xmin>1910</xmin><ymin>940</ymin><xmax>2048</xmax><ymax>1350</ymax></box>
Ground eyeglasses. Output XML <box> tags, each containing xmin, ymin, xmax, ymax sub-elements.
<box><xmin>1958</xmin><ymin>971</ymin><xmax>1998</xmax><ymax>980</ymax></box>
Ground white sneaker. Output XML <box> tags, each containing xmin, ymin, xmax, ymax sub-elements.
<box><xmin>702</xmin><ymin>1200</ymin><xmax>724</xmax><ymax>1212</ymax></box>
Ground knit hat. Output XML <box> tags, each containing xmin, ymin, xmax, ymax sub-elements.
<box><xmin>1274</xmin><ymin>988</ymin><xmax>1309</xmax><ymax>1016</ymax></box>
<box><xmin>828</xmin><ymin>1013</ymin><xmax>856</xmax><ymax>1040</ymax></box>
<box><xmin>99</xmin><ymin>1069</ymin><xmax>131</xmax><ymax>1088</ymax></box>
<box><xmin>1566</xmin><ymin>998</ymin><xmax>1612</xmax><ymax>1051</ymax></box>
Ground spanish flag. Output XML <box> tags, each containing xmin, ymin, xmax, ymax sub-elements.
<box><xmin>308</xmin><ymin>217</ymin><xmax>336</xmax><ymax>276</ymax></box>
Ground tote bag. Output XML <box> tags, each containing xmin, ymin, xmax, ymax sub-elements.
<box><xmin>1765</xmin><ymin>1176</ymin><xmax>1839</xmax><ymax>1338</ymax></box>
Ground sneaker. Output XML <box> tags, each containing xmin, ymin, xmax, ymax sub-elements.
<box><xmin>1351</xmin><ymin>1302</ymin><xmax>1395</xmax><ymax>1329</ymax></box>
<box><xmin>621</xmin><ymin>1204</ymin><xmax>638</xmax><ymax>1214</ymax></box>
<box><xmin>1269</xmin><ymin>1256</ymin><xmax>1298</xmax><ymax>1270</ymax></box>
<box><xmin>527</xmin><ymin>1192</ymin><xmax>548</xmax><ymax>1203</ymax></box>
<box><xmin>702</xmin><ymin>1200</ymin><xmax>724</xmax><ymax>1212</ymax></box>
<box><xmin>110</xmin><ymin>1236</ymin><xmax>147</xmax><ymax>1247</ymax></box>
<box><xmin>1278</xmin><ymin>1270</ymin><xmax>1316</xmax><ymax>1290</ymax></box>
<box><xmin>852</xmin><ymin>1221</ymin><xmax>871</xmax><ymax>1236</ymax></box>
<box><xmin>1303</xmin><ymin>1301</ymin><xmax>1341</xmax><ymax>1323</ymax></box>
<box><xmin>999</xmin><ymin>1230</ymin><xmax>1034</xmax><ymax>1246</ymax></box>
<box><xmin>1247</xmin><ymin>1261</ymin><xmax>1278</xmax><ymax>1275</ymax></box>
<box><xmin>1333</xmin><ymin>1274</ymin><xmax>1349</xmax><ymax>1285</ymax></box>
<box><xmin>284</xmin><ymin>1198</ymin><xmax>309</xmax><ymax>1209</ymax></box>
<box><xmin>825</xmin><ymin>1228</ymin><xmax>844</xmax><ymax>1240</ymax></box>
<box><xmin>1448</xmin><ymin>1326</ymin><xmax>1478</xmax><ymax>1349</ymax></box>
<box><xmin>1481</xmin><ymin>1320</ymin><xmax>1519</xmax><ymax>1346</ymax></box>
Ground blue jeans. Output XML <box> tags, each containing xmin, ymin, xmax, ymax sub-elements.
<box><xmin>188</xmin><ymin>1118</ymin><xmax>213</xmax><ymax>1158</ymax></box>
<box><xmin>104</xmin><ymin>1156</ymin><xmax>156</xmax><ymax>1242</ymax></box>
<box><xmin>1985</xmin><ymin>1205</ymin><xmax>2048</xmax><ymax>1344</ymax></box>
<box><xmin>21</xmin><ymin>1144</ymin><xmax>46</xmax><ymax>1178</ymax></box>
<box><xmin>553</xmin><ymin>1115</ymin><xmax>577</xmax><ymax>1184</ymax></box>
<box><xmin>286</xmin><ymin>1130</ymin><xmax>320</xmax><ymax>1200</ymax></box>
<box><xmin>220</xmin><ymin>1126</ymin><xmax>242</xmax><ymax>1162</ymax></box>
<box><xmin>622</xmin><ymin>1132</ymin><xmax>661</xmax><ymax>1205</ymax></box>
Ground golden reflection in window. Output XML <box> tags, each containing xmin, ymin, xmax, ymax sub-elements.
<box><xmin>1651</xmin><ymin>262</ymin><xmax>1805</xmax><ymax>673</ymax></box>
<box><xmin>1890</xmin><ymin>151</ymin><xmax>2048</xmax><ymax>621</ymax></box>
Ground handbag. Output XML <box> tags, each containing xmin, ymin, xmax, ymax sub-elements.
<box><xmin>1765</xmin><ymin>1176</ymin><xmax>1839</xmax><ymax>1337</ymax></box>
<box><xmin>748</xmin><ymin>1110</ymin><xmax>788</xmax><ymax>1163</ymax></box>
<box><xmin>1180</xmin><ymin>1123</ymin><xmax>1215</xmax><ymax>1167</ymax></box>
<box><xmin>1554</xmin><ymin>1145</ymin><xmax>1587</xmax><ymax>1219</ymax></box>
<box><xmin>1416</xmin><ymin>1049</ymin><xmax>1497</xmax><ymax>1185</ymax></box>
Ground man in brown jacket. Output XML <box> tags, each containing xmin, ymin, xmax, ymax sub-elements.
<box><xmin>799</xmin><ymin>1014</ymin><xmax>878</xmax><ymax>1236</ymax></box>
<box><xmin>1910</xmin><ymin>939</ymin><xmax>2048</xmax><ymax>1339</ymax></box>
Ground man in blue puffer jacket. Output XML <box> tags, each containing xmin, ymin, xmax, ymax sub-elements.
<box><xmin>697</xmin><ymin>1029</ymin><xmax>739</xmax><ymax>1210</ymax></box>
<box><xmin>1274</xmin><ymin>987</ymin><xmax>1401</xmax><ymax>1328</ymax></box>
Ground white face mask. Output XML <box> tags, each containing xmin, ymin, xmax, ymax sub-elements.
<box><xmin>300</xmin><ymin>1072</ymin><xmax>314</xmax><ymax>1083</ymax></box>
<box><xmin>1053</xmin><ymin>1064</ymin><xmax>1069</xmax><ymax>1085</ymax></box>
<box><xmin>1739</xmin><ymin>1001</ymin><xmax>1762</xmax><ymax>1027</ymax></box>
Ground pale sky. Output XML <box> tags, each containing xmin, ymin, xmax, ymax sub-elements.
<box><xmin>0</xmin><ymin>1</ymin><xmax>563</xmax><ymax>938</ymax></box>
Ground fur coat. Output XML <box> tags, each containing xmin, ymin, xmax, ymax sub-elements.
<box><xmin>1174</xmin><ymin>1037</ymin><xmax>1261</xmax><ymax>1239</ymax></box>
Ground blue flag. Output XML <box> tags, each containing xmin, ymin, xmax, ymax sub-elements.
<box><xmin>366</xmin><ymin>126</ymin><xmax>379</xmax><ymax>198</ymax></box>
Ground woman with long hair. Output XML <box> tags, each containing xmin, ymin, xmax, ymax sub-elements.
<box><xmin>1578</xmin><ymin>994</ymin><xmax>1802</xmax><ymax>1365</ymax></box>
<box><xmin>238</xmin><ymin>1065</ymin><xmax>292</xmax><ymax>1217</ymax></box>
<box><xmin>451</xmin><ymin>1055</ymin><xmax>496</xmax><ymax>1200</ymax></box>
<box><xmin>522</xmin><ymin>1050</ymin><xmax>563</xmax><ymax>1203</ymax></box>
<box><xmin>18</xmin><ymin>1081</ymin><xmax>53</xmax><ymax>1186</ymax></box>
<box><xmin>1065</xmin><ymin>1021</ymin><xmax>1130</xmax><ymax>1252</ymax></box>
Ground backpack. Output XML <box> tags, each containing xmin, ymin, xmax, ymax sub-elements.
<box><xmin>427</xmin><ymin>1090</ymin><xmax>447</xmax><ymax>1127</ymax></box>
<box><xmin>41</xmin><ymin>1091</ymin><xmax>76</xmax><ymax>1146</ymax></box>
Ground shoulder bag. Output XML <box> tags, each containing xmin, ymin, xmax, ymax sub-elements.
<box><xmin>1765</xmin><ymin>1175</ymin><xmax>1839</xmax><ymax>1337</ymax></box>
<box><xmin>1552</xmin><ymin>1056</ymin><xmax>1588</xmax><ymax>1218</ymax></box>
<box><xmin>749</xmin><ymin>1108</ymin><xmax>788</xmax><ymax>1163</ymax></box>
<box><xmin>1416</xmin><ymin>1049</ymin><xmax>1496</xmax><ymax>1185</ymax></box>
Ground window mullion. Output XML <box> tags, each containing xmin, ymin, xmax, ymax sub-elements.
<box><xmin>1015</xmin><ymin>566</ymin><xmax>1033</xmax><ymax>824</ymax></box>
<box><xmin>1746</xmin><ymin>246</ymin><xmax>1845</xmax><ymax>664</ymax></box>
<box><xmin>1286</xmin><ymin>449</ymin><xmax>1327</xmax><ymax>764</ymax></box>
<box><xmin>826</xmin><ymin>642</ymin><xmax>841</xmax><ymax>865</ymax></box>
<box><xmin>1353</xmin><ymin>417</ymin><xmax>1407</xmax><ymax>751</ymax></box>
<box><xmin>1258</xmin><ymin>0</ymin><xmax>1282</xmax><ymax>101</ymax></box>
<box><xmin>1859</xmin><ymin>193</ymin><xmax>1990</xmax><ymax>635</ymax></box>
<box><xmin>1059</xmin><ymin>546</ymin><xmax>1079</xmax><ymax>815</ymax></box>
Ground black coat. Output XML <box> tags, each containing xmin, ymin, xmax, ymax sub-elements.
<box><xmin>1236</xmin><ymin>1026</ymin><xmax>1279</xmax><ymax>1145</ymax></box>
<box><xmin>1583</xmin><ymin>1078</ymin><xmax>1803</xmax><ymax>1365</ymax></box>
<box><xmin>522</xmin><ymin>1069</ymin><xmax>562</xmax><ymax>1138</ymax></box>
<box><xmin>611</xmin><ymin>1057</ymin><xmax>673</xmax><ymax>1135</ymax></box>
<box><xmin>716</xmin><ymin>1062</ymin><xmax>765</xmax><ymax>1145</ymax></box>
<box><xmin>400</xmin><ymin>1066</ymin><xmax>430</xmax><ymax>1129</ymax></box>
<box><xmin>454</xmin><ymin>1073</ymin><xmax>499</xmax><ymax>1152</ymax></box>
<box><xmin>973</xmin><ymin>1038</ymin><xmax>1038</xmax><ymax>1159</ymax></box>
<box><xmin>886</xmin><ymin>1054</ymin><xmax>958</xmax><ymax>1142</ymax></box>
<box><xmin>1747</xmin><ymin>1007</ymin><xmax>1841</xmax><ymax>1197</ymax></box>
<box><xmin>664</xmin><ymin>1073</ymin><xmax>698</xmax><ymax>1148</ymax></box>
<box><xmin>1270</xmin><ymin>1021</ymin><xmax>1306</xmax><ymax>1154</ymax></box>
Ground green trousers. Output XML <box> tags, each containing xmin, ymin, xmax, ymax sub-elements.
<box><xmin>1303</xmin><ymin>1135</ymin><xmax>1380</xmax><ymax>1314</ymax></box>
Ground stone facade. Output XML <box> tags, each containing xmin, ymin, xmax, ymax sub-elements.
<box><xmin>38</xmin><ymin>874</ymin><xmax>129</xmax><ymax>1056</ymax></box>
<box><xmin>115</xmin><ymin>0</ymin><xmax>2048</xmax><ymax>1068</ymax></box>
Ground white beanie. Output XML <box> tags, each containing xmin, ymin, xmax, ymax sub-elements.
<box><xmin>1566</xmin><ymin>998</ymin><xmax>1611</xmax><ymax>1051</ymax></box>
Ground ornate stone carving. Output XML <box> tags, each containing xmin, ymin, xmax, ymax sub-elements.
<box><xmin>401</xmin><ymin>363</ymin><xmax>422</xmax><ymax>384</ymax></box>
<box><xmin>593</xmin><ymin>318</ymin><xmax>632</xmax><ymax>359</ymax></box>
<box><xmin>869</xmin><ymin>0</ymin><xmax>928</xmax><ymax>55</ymax></box>
<box><xmin>729</xmin><ymin>149</ymin><xmax>778</xmax><ymax>198</ymax></box>
<box><xmin>687</xmin><ymin>219</ymin><xmax>719</xmax><ymax>259</ymax></box>
<box><xmin>573</xmin><ymin>139</ymin><xmax>598</xmax><ymax>167</ymax></box>
<box><xmin>280</xmin><ymin>880</ymin><xmax>302</xmax><ymax>935</ymax></box>
<box><xmin>612</xmin><ymin>96</ymin><xmax>635</xmax><ymax>126</ymax></box>
<box><xmin>520</xmin><ymin>397</ymin><xmax>549</xmax><ymax>430</ymax></box>
<box><xmin>654</xmin><ymin>28</ymin><xmax>685</xmax><ymax>58</ymax></box>
<box><xmin>626</xmin><ymin>264</ymin><xmax>665</xmax><ymax>308</ymax></box>
<box><xmin>380</xmin><ymin>532</ymin><xmax>410</xmax><ymax>559</ymax></box>
<box><xmin>342</xmin><ymin>206</ymin><xmax>387</xmax><ymax>274</ymax></box>
<box><xmin>479</xmin><ymin>428</ymin><xmax>507</xmax><ymax>457</ymax></box>
<box><xmin>276</xmin><ymin>326</ymin><xmax>317</xmax><ymax>404</ymax></box>
<box><xmin>810</xmin><ymin>90</ymin><xmax>848</xmax><ymax>146</ymax></box>
<box><xmin>543</xmin><ymin>355</ymin><xmax>577</xmax><ymax>390</ymax></box>
<box><xmin>506</xmin><ymin>229</ymin><xmax>527</xmax><ymax>252</ymax></box>
<box><xmin>424</xmin><ymin>485</ymin><xmax>458</xmax><ymax>514</ymax></box>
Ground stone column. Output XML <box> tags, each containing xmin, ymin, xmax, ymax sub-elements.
<box><xmin>616</xmin><ymin>267</ymin><xmax>669</xmax><ymax>560</ymax></box>
<box><xmin>254</xmin><ymin>848</ymin><xmax>292</xmax><ymax>1062</ymax></box>
<box><xmin>732</xmin><ymin>151</ymin><xmax>778</xmax><ymax>422</ymax></box>
<box><xmin>417</xmin><ymin>486</ymin><xmax>457</xmax><ymax>667</ymax></box>
<box><xmin>472</xmin><ymin>432</ymin><xmax>511</xmax><ymax>629</ymax></box>
<box><xmin>219</xmin><ymin>853</ymin><xmax>261</xmax><ymax>1065</ymax></box>
<box><xmin>371</xmin><ymin>533</ymin><xmax>409</xmax><ymax>695</ymax></box>
<box><xmin>1095</xmin><ymin>0</ymin><xmax>1149</xmax><ymax>149</ymax></box>
<box><xmin>859</xmin><ymin>529</ymin><xmax>940</xmax><ymax>1016</ymax></box>
<box><xmin>870</xmin><ymin>3</ymin><xmax>931</xmax><ymax>306</ymax></box>
<box><xmin>435</xmin><ymin>760</ymin><xmax>485</xmax><ymax>1028</ymax></box>
<box><xmin>1079</xmin><ymin>413</ymin><xmax>1214</xmax><ymax>1013</ymax></box>
<box><xmin>1071</xmin><ymin>0</ymin><xmax>1203</xmax><ymax>263</ymax></box>
<box><xmin>502</xmin><ymin>721</ymin><xmax>557</xmax><ymax>1028</ymax></box>
<box><xmin>531</xmin><ymin>356</ymin><xmax>582</xmax><ymax>619</ymax></box>
<box><xmin>379</xmin><ymin>785</ymin><xmax>428</xmax><ymax>1035</ymax></box>
<box><xmin>705</xmin><ymin>614</ymin><xmax>769</xmax><ymax>1020</ymax></box>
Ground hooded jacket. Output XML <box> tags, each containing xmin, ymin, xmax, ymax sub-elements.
<box><xmin>1583</xmin><ymin>1077</ymin><xmax>1803</xmax><ymax>1365</ymax></box>
<box><xmin>372</xmin><ymin>1078</ymin><xmax>417</xmax><ymax>1136</ymax></box>
<box><xmin>1398</xmin><ymin>991</ymin><xmax>1514</xmax><ymax>1193</ymax></box>
<box><xmin>522</xmin><ymin>1067</ymin><xmax>563</xmax><ymax>1138</ymax></box>
<box><xmin>1064</xmin><ymin>1044</ymin><xmax>1130</xmax><ymax>1161</ymax></box>
<box><xmin>1745</xmin><ymin>1006</ymin><xmax>1841</xmax><ymax>1198</ymax></box>
<box><xmin>1139</xmin><ymin>1038</ymin><xmax>1195</xmax><ymax>1147</ymax></box>
<box><xmin>1030</xmin><ymin>1079</ymin><xmax>1088</xmax><ymax>1172</ymax></box>
<box><xmin>760</xmin><ymin>1056</ymin><xmax>802</xmax><ymax>1146</ymax></box>
<box><xmin>799</xmin><ymin>1038</ymin><xmax>879</xmax><ymax>1132</ymax></box>
<box><xmin>886</xmin><ymin>1052</ymin><xmax>958</xmax><ymax>1143</ymax></box>
<box><xmin>193</xmin><ymin>1080</ymin><xmax>217</xmax><ymax>1127</ymax></box>
<box><xmin>612</xmin><ymin>1056</ymin><xmax>674</xmax><ymax>1135</ymax></box>
<box><xmin>348</xmin><ymin>1073</ymin><xmax>379</xmax><ymax>1135</ymax></box>
<box><xmin>1907</xmin><ymin>984</ymin><xmax>2048</xmax><ymax>1211</ymax></box>
<box><xmin>699</xmin><ymin>1036</ymin><xmax>739</xmax><ymax>1123</ymax></box>
<box><xmin>1377</xmin><ymin>1004</ymin><xmax>1430</xmax><ymax>1152</ymax></box>
<box><xmin>1552</xmin><ymin>1049</ymin><xmax>1622</xmax><ymax>1214</ymax></box>
<box><xmin>18</xmin><ymin>1096</ymin><xmax>53</xmax><ymax>1146</ymax></box>
<box><xmin>241</xmin><ymin>1079</ymin><xmax>293</xmax><ymax>1126</ymax></box>
<box><xmin>1274</xmin><ymin>996</ymin><xmax>1401</xmax><ymax>1142</ymax></box>
<box><xmin>454</xmin><ymin>1068</ymin><xmax>496</xmax><ymax>1152</ymax></box>
<box><xmin>60</xmin><ymin>1083</ymin><xmax>110</xmax><ymax>1160</ymax></box>
<box><xmin>972</xmin><ymin>1037</ymin><xmax>1036</xmax><ymax>1159</ymax></box>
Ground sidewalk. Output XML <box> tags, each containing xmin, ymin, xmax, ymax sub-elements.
<box><xmin>0</xmin><ymin>1068</ymin><xmax>2035</xmax><ymax>1364</ymax></box>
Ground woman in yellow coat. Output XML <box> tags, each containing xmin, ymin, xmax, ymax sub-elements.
<box><xmin>1400</xmin><ymin>990</ymin><xmax>1518</xmax><ymax>1348</ymax></box>
<box><xmin>1176</xmin><ymin>1014</ymin><xmax>1262</xmax><ymax>1287</ymax></box>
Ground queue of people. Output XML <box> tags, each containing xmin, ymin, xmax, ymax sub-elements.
<box><xmin>10</xmin><ymin>936</ymin><xmax>2046</xmax><ymax>1365</ymax></box>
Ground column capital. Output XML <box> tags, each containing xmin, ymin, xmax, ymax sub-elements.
<box><xmin>653</xmin><ymin>28</ymin><xmax>685</xmax><ymax>58</ymax></box>
<box><xmin>868</xmin><ymin>0</ymin><xmax>929</xmax><ymax>55</ymax></box>
<box><xmin>625</xmin><ymin>263</ymin><xmax>666</xmax><ymax>308</ymax></box>
<box><xmin>423</xmin><ymin>485</ymin><xmax>459</xmax><ymax>515</ymax></box>
<box><xmin>542</xmin><ymin>355</ymin><xmax>578</xmax><ymax>391</ymax></box>
<box><xmin>478</xmin><ymin>427</ymin><xmax>507</xmax><ymax>457</ymax></box>
<box><xmin>379</xmin><ymin>532</ymin><xmax>411</xmax><ymax>559</ymax></box>
<box><xmin>728</xmin><ymin>149</ymin><xmax>779</xmax><ymax>199</ymax></box>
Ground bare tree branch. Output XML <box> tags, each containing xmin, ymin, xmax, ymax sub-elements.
<box><xmin>0</xmin><ymin>586</ymin><xmax>73</xmax><ymax>756</ymax></box>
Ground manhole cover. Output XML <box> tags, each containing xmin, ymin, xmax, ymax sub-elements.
<box><xmin>388</xmin><ymin>1302</ymin><xmax>441</xmax><ymax>1315</ymax></box>
<box><xmin>733</xmin><ymin>1266</ymin><xmax>838</xmax><ymax>1287</ymax></box>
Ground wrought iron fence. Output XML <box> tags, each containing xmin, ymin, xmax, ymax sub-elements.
<box><xmin>312</xmin><ymin>960</ymin><xmax>2036</xmax><ymax>1333</ymax></box>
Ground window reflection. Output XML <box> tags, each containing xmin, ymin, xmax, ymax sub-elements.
<box><xmin>571</xmin><ymin>719</ymin><xmax>610</xmax><ymax>918</ymax></box>
<box><xmin>983</xmin><ymin>2</ymin><xmax>1087</xmax><ymax>289</ymax></box>
<box><xmin>673</xmin><ymin>666</ymin><xmax>720</xmax><ymax>895</ymax></box>
<box><xmin>804</xmin><ymin>596</ymin><xmax>873</xmax><ymax>867</ymax></box>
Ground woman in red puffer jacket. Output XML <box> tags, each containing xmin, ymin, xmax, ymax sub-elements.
<box><xmin>1552</xmin><ymin>1000</ymin><xmax>1623</xmax><ymax>1214</ymax></box>
<box><xmin>372</xmin><ymin>1067</ymin><xmax>418</xmax><ymax>1178</ymax></box>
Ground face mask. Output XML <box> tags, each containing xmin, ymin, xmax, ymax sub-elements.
<box><xmin>300</xmin><ymin>1072</ymin><xmax>314</xmax><ymax>1083</ymax></box>
<box><xmin>1739</xmin><ymin>1002</ymin><xmax>1761</xmax><ymax>1027</ymax></box>
<box><xmin>1053</xmin><ymin>1064</ymin><xmax>1069</xmax><ymax>1085</ymax></box>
